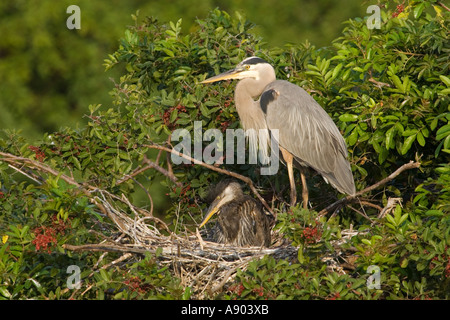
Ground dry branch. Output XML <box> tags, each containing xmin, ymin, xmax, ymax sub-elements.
<box><xmin>318</xmin><ymin>161</ymin><xmax>420</xmax><ymax>217</ymax></box>
<box><xmin>116</xmin><ymin>154</ymin><xmax>182</xmax><ymax>187</ymax></box>
<box><xmin>0</xmin><ymin>152</ymin><xmax>82</xmax><ymax>188</ymax></box>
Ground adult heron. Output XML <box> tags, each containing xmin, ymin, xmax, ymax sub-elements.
<box><xmin>199</xmin><ymin>180</ymin><xmax>273</xmax><ymax>247</ymax></box>
<box><xmin>201</xmin><ymin>57</ymin><xmax>355</xmax><ymax>208</ymax></box>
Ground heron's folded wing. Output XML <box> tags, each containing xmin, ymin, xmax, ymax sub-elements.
<box><xmin>263</xmin><ymin>80</ymin><xmax>355</xmax><ymax>195</ymax></box>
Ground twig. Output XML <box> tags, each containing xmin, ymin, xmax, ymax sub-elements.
<box><xmin>210</xmin><ymin>261</ymin><xmax>248</xmax><ymax>293</ymax></box>
<box><xmin>63</xmin><ymin>243</ymin><xmax>149</xmax><ymax>255</ymax></box>
<box><xmin>196</xmin><ymin>227</ymin><xmax>206</xmax><ymax>251</ymax></box>
<box><xmin>358</xmin><ymin>200</ymin><xmax>383</xmax><ymax>212</ymax></box>
<box><xmin>318</xmin><ymin>161</ymin><xmax>420</xmax><ymax>217</ymax></box>
<box><xmin>437</xmin><ymin>1</ymin><xmax>450</xmax><ymax>12</ymax></box>
<box><xmin>116</xmin><ymin>154</ymin><xmax>182</xmax><ymax>187</ymax></box>
<box><xmin>130</xmin><ymin>177</ymin><xmax>154</xmax><ymax>217</ymax></box>
<box><xmin>348</xmin><ymin>205</ymin><xmax>373</xmax><ymax>223</ymax></box>
<box><xmin>6</xmin><ymin>163</ymin><xmax>43</xmax><ymax>185</ymax></box>
<box><xmin>0</xmin><ymin>152</ymin><xmax>82</xmax><ymax>188</ymax></box>
<box><xmin>378</xmin><ymin>197</ymin><xmax>402</xmax><ymax>219</ymax></box>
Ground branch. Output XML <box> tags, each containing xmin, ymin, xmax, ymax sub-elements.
<box><xmin>144</xmin><ymin>143</ymin><xmax>275</xmax><ymax>218</ymax></box>
<box><xmin>0</xmin><ymin>151</ymin><xmax>170</xmax><ymax>232</ymax></box>
<box><xmin>437</xmin><ymin>1</ymin><xmax>450</xmax><ymax>12</ymax></box>
<box><xmin>116</xmin><ymin>154</ymin><xmax>182</xmax><ymax>187</ymax></box>
<box><xmin>0</xmin><ymin>152</ymin><xmax>82</xmax><ymax>188</ymax></box>
<box><xmin>62</xmin><ymin>243</ymin><xmax>149</xmax><ymax>255</ymax></box>
<box><xmin>318</xmin><ymin>161</ymin><xmax>420</xmax><ymax>217</ymax></box>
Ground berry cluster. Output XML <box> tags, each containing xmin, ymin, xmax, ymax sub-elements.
<box><xmin>228</xmin><ymin>283</ymin><xmax>245</xmax><ymax>297</ymax></box>
<box><xmin>123</xmin><ymin>276</ymin><xmax>152</xmax><ymax>294</ymax></box>
<box><xmin>28</xmin><ymin>145</ymin><xmax>46</xmax><ymax>162</ymax></box>
<box><xmin>32</xmin><ymin>215</ymin><xmax>71</xmax><ymax>253</ymax></box>
<box><xmin>300</xmin><ymin>226</ymin><xmax>322</xmax><ymax>244</ymax></box>
<box><xmin>32</xmin><ymin>229</ymin><xmax>57</xmax><ymax>253</ymax></box>
<box><xmin>392</xmin><ymin>3</ymin><xmax>404</xmax><ymax>18</ymax></box>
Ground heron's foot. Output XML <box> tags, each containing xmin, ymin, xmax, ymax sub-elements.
<box><xmin>290</xmin><ymin>197</ymin><xmax>297</xmax><ymax>208</ymax></box>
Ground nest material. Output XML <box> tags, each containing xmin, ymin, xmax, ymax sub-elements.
<box><xmin>64</xmin><ymin>190</ymin><xmax>298</xmax><ymax>298</ymax></box>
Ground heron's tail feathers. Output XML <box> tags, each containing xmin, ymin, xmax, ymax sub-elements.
<box><xmin>320</xmin><ymin>155</ymin><xmax>356</xmax><ymax>196</ymax></box>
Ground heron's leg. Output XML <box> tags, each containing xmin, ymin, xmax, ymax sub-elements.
<box><xmin>299</xmin><ymin>167</ymin><xmax>309</xmax><ymax>209</ymax></box>
<box><xmin>280</xmin><ymin>147</ymin><xmax>297</xmax><ymax>207</ymax></box>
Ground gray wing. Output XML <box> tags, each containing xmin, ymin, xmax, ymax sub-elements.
<box><xmin>262</xmin><ymin>80</ymin><xmax>355</xmax><ymax>195</ymax></box>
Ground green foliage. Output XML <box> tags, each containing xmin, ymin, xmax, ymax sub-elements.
<box><xmin>0</xmin><ymin>1</ymin><xmax>449</xmax><ymax>299</ymax></box>
<box><xmin>0</xmin><ymin>0</ymin><xmax>361</xmax><ymax>139</ymax></box>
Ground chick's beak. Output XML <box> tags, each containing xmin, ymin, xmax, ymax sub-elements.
<box><xmin>199</xmin><ymin>197</ymin><xmax>223</xmax><ymax>228</ymax></box>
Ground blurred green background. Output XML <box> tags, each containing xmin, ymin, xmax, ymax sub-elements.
<box><xmin>0</xmin><ymin>0</ymin><xmax>365</xmax><ymax>139</ymax></box>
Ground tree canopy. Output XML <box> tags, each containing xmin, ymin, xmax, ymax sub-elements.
<box><xmin>0</xmin><ymin>1</ymin><xmax>449</xmax><ymax>300</ymax></box>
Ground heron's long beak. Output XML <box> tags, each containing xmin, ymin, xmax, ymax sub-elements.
<box><xmin>201</xmin><ymin>67</ymin><xmax>243</xmax><ymax>84</ymax></box>
<box><xmin>199</xmin><ymin>197</ymin><xmax>224</xmax><ymax>228</ymax></box>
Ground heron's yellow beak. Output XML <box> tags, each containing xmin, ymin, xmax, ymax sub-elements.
<box><xmin>201</xmin><ymin>68</ymin><xmax>243</xmax><ymax>84</ymax></box>
<box><xmin>199</xmin><ymin>196</ymin><xmax>223</xmax><ymax>228</ymax></box>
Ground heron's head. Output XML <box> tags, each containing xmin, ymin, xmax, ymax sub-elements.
<box><xmin>199</xmin><ymin>181</ymin><xmax>243</xmax><ymax>228</ymax></box>
<box><xmin>201</xmin><ymin>56</ymin><xmax>275</xmax><ymax>84</ymax></box>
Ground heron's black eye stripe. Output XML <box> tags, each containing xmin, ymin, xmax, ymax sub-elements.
<box><xmin>243</xmin><ymin>57</ymin><xmax>268</xmax><ymax>65</ymax></box>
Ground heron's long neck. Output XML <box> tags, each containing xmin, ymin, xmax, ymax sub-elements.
<box><xmin>234</xmin><ymin>77</ymin><xmax>274</xmax><ymax>164</ymax></box>
<box><xmin>234</xmin><ymin>79</ymin><xmax>268</xmax><ymax>132</ymax></box>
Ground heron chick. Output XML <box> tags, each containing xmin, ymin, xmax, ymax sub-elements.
<box><xmin>199</xmin><ymin>181</ymin><xmax>273</xmax><ymax>247</ymax></box>
<box><xmin>201</xmin><ymin>57</ymin><xmax>356</xmax><ymax>208</ymax></box>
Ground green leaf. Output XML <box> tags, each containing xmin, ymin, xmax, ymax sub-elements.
<box><xmin>400</xmin><ymin>258</ymin><xmax>409</xmax><ymax>268</ymax></box>
<box><xmin>440</xmin><ymin>88</ymin><xmax>450</xmax><ymax>95</ymax></box>
<box><xmin>0</xmin><ymin>287</ymin><xmax>11</xmax><ymax>299</ymax></box>
<box><xmin>385</xmin><ymin>126</ymin><xmax>396</xmax><ymax>149</ymax></box>
<box><xmin>436</xmin><ymin>124</ymin><xmax>450</xmax><ymax>140</ymax></box>
<box><xmin>347</xmin><ymin>129</ymin><xmax>358</xmax><ymax>146</ymax></box>
<box><xmin>398</xmin><ymin>213</ymin><xmax>409</xmax><ymax>226</ymax></box>
<box><xmin>170</xmin><ymin>109</ymin><xmax>178</xmax><ymax>123</ymax></box>
<box><xmin>386</xmin><ymin>212</ymin><xmax>396</xmax><ymax>226</ymax></box>
<box><xmin>99</xmin><ymin>269</ymin><xmax>109</xmax><ymax>282</ymax></box>
<box><xmin>414</xmin><ymin>2</ymin><xmax>425</xmax><ymax>19</ymax></box>
<box><xmin>371</xmin><ymin>114</ymin><xmax>377</xmax><ymax>128</ymax></box>
<box><xmin>390</xmin><ymin>74</ymin><xmax>404</xmax><ymax>91</ymax></box>
<box><xmin>199</xmin><ymin>103</ymin><xmax>210</xmax><ymax>117</ymax></box>
<box><xmin>341</xmin><ymin>69</ymin><xmax>351</xmax><ymax>82</ymax></box>
<box><xmin>297</xmin><ymin>244</ymin><xmax>305</xmax><ymax>264</ymax></box>
<box><xmin>339</xmin><ymin>114</ymin><xmax>358</xmax><ymax>122</ymax></box>
<box><xmin>332</xmin><ymin>63</ymin><xmax>343</xmax><ymax>78</ymax></box>
<box><xmin>378</xmin><ymin>147</ymin><xmax>388</xmax><ymax>164</ymax></box>
<box><xmin>416</xmin><ymin>131</ymin><xmax>425</xmax><ymax>147</ymax></box>
<box><xmin>403</xmin><ymin>129</ymin><xmax>418</xmax><ymax>137</ymax></box>
<box><xmin>425</xmin><ymin>210</ymin><xmax>443</xmax><ymax>217</ymax></box>
<box><xmin>72</xmin><ymin>156</ymin><xmax>82</xmax><ymax>171</ymax></box>
<box><xmin>439</xmin><ymin>75</ymin><xmax>450</xmax><ymax>87</ymax></box>
<box><xmin>401</xmin><ymin>134</ymin><xmax>416</xmax><ymax>155</ymax></box>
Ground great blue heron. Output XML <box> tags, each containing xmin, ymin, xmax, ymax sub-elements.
<box><xmin>201</xmin><ymin>57</ymin><xmax>356</xmax><ymax>208</ymax></box>
<box><xmin>199</xmin><ymin>180</ymin><xmax>273</xmax><ymax>247</ymax></box>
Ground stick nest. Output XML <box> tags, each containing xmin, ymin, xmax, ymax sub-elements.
<box><xmin>63</xmin><ymin>189</ymin><xmax>302</xmax><ymax>298</ymax></box>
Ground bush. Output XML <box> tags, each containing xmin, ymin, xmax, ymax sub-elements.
<box><xmin>0</xmin><ymin>1</ymin><xmax>448</xmax><ymax>299</ymax></box>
